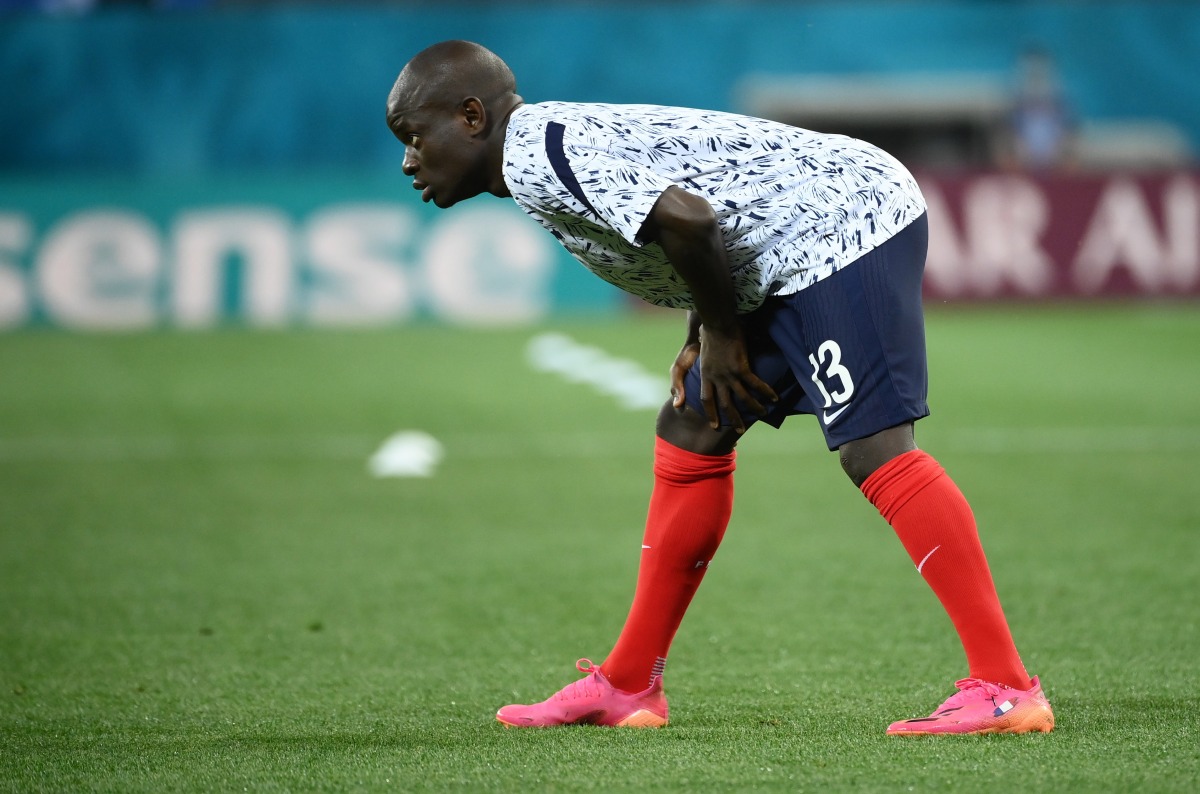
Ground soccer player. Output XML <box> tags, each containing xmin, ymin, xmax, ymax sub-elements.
<box><xmin>385</xmin><ymin>40</ymin><xmax>1055</xmax><ymax>735</ymax></box>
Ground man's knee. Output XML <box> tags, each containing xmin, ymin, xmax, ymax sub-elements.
<box><xmin>838</xmin><ymin>423</ymin><xmax>918</xmax><ymax>487</ymax></box>
<box><xmin>655</xmin><ymin>401</ymin><xmax>742</xmax><ymax>456</ymax></box>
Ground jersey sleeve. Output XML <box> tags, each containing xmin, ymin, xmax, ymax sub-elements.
<box><xmin>544</xmin><ymin>122</ymin><xmax>676</xmax><ymax>246</ymax></box>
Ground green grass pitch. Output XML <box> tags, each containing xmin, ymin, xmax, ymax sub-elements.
<box><xmin>1</xmin><ymin>305</ymin><xmax>1198</xmax><ymax>791</ymax></box>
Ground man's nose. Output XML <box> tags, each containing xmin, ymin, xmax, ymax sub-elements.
<box><xmin>402</xmin><ymin>148</ymin><xmax>418</xmax><ymax>175</ymax></box>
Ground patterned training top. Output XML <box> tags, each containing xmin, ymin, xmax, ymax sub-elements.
<box><xmin>502</xmin><ymin>101</ymin><xmax>926</xmax><ymax>313</ymax></box>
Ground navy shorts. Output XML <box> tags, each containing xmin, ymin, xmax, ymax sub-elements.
<box><xmin>681</xmin><ymin>212</ymin><xmax>930</xmax><ymax>450</ymax></box>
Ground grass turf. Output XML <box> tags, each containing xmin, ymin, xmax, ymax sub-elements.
<box><xmin>1</xmin><ymin>305</ymin><xmax>1198</xmax><ymax>791</ymax></box>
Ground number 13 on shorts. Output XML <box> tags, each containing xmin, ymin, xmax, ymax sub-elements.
<box><xmin>809</xmin><ymin>339</ymin><xmax>855</xmax><ymax>425</ymax></box>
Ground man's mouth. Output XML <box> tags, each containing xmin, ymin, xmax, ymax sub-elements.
<box><xmin>413</xmin><ymin>180</ymin><xmax>433</xmax><ymax>203</ymax></box>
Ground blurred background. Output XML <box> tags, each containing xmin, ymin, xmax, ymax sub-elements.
<box><xmin>1</xmin><ymin>0</ymin><xmax>1199</xmax><ymax>329</ymax></box>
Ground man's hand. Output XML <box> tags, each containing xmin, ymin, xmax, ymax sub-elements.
<box><xmin>693</xmin><ymin>327</ymin><xmax>777</xmax><ymax>432</ymax></box>
<box><xmin>670</xmin><ymin>322</ymin><xmax>778</xmax><ymax>433</ymax></box>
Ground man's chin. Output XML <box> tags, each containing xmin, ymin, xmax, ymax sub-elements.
<box><xmin>428</xmin><ymin>185</ymin><xmax>485</xmax><ymax>209</ymax></box>
<box><xmin>426</xmin><ymin>191</ymin><xmax>460</xmax><ymax>209</ymax></box>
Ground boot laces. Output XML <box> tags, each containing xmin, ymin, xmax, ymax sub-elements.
<box><xmin>942</xmin><ymin>677</ymin><xmax>1005</xmax><ymax>710</ymax></box>
<box><xmin>550</xmin><ymin>659</ymin><xmax>605</xmax><ymax>702</ymax></box>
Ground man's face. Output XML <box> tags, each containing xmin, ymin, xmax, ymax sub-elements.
<box><xmin>388</xmin><ymin>98</ymin><xmax>485</xmax><ymax>209</ymax></box>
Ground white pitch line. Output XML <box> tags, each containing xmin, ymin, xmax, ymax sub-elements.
<box><xmin>526</xmin><ymin>331</ymin><xmax>670</xmax><ymax>411</ymax></box>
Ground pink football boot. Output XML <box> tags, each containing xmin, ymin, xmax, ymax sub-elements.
<box><xmin>887</xmin><ymin>676</ymin><xmax>1055</xmax><ymax>735</ymax></box>
<box><xmin>496</xmin><ymin>659</ymin><xmax>668</xmax><ymax>728</ymax></box>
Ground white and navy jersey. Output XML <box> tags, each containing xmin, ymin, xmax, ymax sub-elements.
<box><xmin>502</xmin><ymin>101</ymin><xmax>926</xmax><ymax>313</ymax></box>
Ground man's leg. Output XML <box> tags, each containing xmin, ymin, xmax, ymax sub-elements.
<box><xmin>843</xmin><ymin>425</ymin><xmax>1053</xmax><ymax>735</ymax></box>
<box><xmin>843</xmin><ymin>424</ymin><xmax>1029</xmax><ymax>689</ymax></box>
<box><xmin>496</xmin><ymin>404</ymin><xmax>742</xmax><ymax>727</ymax></box>
<box><xmin>600</xmin><ymin>404</ymin><xmax>742</xmax><ymax>692</ymax></box>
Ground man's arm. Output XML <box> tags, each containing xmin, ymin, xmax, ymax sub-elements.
<box><xmin>640</xmin><ymin>186</ymin><xmax>777</xmax><ymax>432</ymax></box>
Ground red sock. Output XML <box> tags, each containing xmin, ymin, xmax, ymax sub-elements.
<box><xmin>601</xmin><ymin>436</ymin><xmax>736</xmax><ymax>693</ymax></box>
<box><xmin>861</xmin><ymin>449</ymin><xmax>1031</xmax><ymax>690</ymax></box>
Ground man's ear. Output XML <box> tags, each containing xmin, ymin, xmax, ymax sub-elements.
<box><xmin>461</xmin><ymin>97</ymin><xmax>486</xmax><ymax>135</ymax></box>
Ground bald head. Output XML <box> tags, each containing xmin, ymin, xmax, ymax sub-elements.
<box><xmin>387</xmin><ymin>40</ymin><xmax>517</xmax><ymax>123</ymax></box>
<box><xmin>385</xmin><ymin>41</ymin><xmax>523</xmax><ymax>207</ymax></box>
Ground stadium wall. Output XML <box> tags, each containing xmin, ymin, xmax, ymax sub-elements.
<box><xmin>2</xmin><ymin>2</ymin><xmax>1199</xmax><ymax>327</ymax></box>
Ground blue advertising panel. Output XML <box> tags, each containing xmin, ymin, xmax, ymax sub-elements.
<box><xmin>0</xmin><ymin>175</ymin><xmax>623</xmax><ymax>328</ymax></box>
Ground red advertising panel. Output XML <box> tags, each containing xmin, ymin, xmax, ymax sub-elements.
<box><xmin>917</xmin><ymin>172</ymin><xmax>1200</xmax><ymax>300</ymax></box>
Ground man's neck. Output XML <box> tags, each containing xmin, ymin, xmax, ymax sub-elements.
<box><xmin>487</xmin><ymin>97</ymin><xmax>525</xmax><ymax>198</ymax></box>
